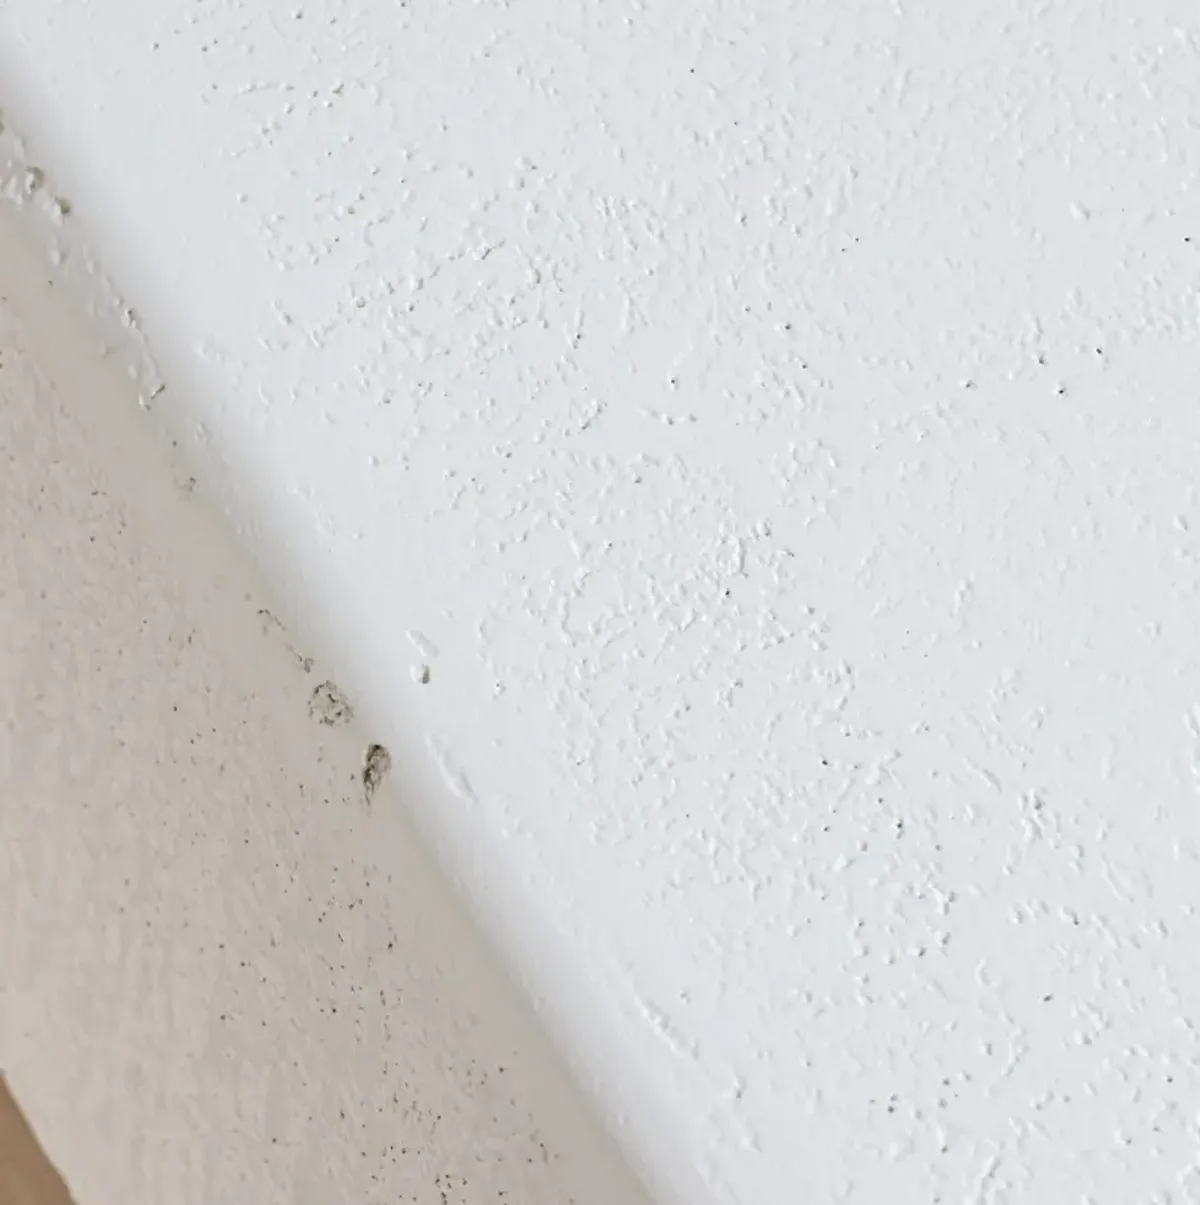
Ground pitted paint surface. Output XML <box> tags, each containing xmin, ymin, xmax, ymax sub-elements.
<box><xmin>3</xmin><ymin>4</ymin><xmax>1200</xmax><ymax>1202</ymax></box>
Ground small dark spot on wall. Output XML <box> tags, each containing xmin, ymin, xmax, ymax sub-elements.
<box><xmin>363</xmin><ymin>743</ymin><xmax>392</xmax><ymax>799</ymax></box>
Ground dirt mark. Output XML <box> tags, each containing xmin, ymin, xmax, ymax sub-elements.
<box><xmin>309</xmin><ymin>680</ymin><xmax>353</xmax><ymax>725</ymax></box>
<box><xmin>363</xmin><ymin>743</ymin><xmax>392</xmax><ymax>800</ymax></box>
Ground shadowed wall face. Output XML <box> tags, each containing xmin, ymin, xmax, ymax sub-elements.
<box><xmin>0</xmin><ymin>223</ymin><xmax>650</xmax><ymax>1205</ymax></box>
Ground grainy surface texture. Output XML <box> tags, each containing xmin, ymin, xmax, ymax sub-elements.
<box><xmin>3</xmin><ymin>3</ymin><xmax>1200</xmax><ymax>1203</ymax></box>
<box><xmin>0</xmin><ymin>225</ymin><xmax>649</xmax><ymax>1205</ymax></box>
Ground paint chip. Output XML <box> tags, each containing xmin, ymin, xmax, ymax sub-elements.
<box><xmin>309</xmin><ymin>680</ymin><xmax>353</xmax><ymax>725</ymax></box>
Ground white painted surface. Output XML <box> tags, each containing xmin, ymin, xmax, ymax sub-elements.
<box><xmin>0</xmin><ymin>205</ymin><xmax>650</xmax><ymax>1205</ymax></box>
<box><xmin>4</xmin><ymin>4</ymin><xmax>1200</xmax><ymax>1202</ymax></box>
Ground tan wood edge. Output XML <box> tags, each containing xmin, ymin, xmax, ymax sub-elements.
<box><xmin>0</xmin><ymin>1075</ymin><xmax>75</xmax><ymax>1205</ymax></box>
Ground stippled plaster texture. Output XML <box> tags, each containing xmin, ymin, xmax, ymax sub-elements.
<box><xmin>4</xmin><ymin>3</ymin><xmax>1200</xmax><ymax>1203</ymax></box>
<box><xmin>0</xmin><ymin>217</ymin><xmax>650</xmax><ymax>1205</ymax></box>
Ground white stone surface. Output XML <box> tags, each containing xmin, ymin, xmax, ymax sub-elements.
<box><xmin>4</xmin><ymin>3</ymin><xmax>1200</xmax><ymax>1202</ymax></box>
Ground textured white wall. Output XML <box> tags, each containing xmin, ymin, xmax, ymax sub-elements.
<box><xmin>0</xmin><ymin>206</ymin><xmax>649</xmax><ymax>1205</ymax></box>
<box><xmin>4</xmin><ymin>3</ymin><xmax>1200</xmax><ymax>1203</ymax></box>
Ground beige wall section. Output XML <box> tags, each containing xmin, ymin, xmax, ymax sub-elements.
<box><xmin>0</xmin><ymin>219</ymin><xmax>649</xmax><ymax>1203</ymax></box>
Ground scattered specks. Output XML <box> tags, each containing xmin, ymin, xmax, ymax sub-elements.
<box><xmin>255</xmin><ymin>610</ymin><xmax>313</xmax><ymax>674</ymax></box>
<box><xmin>642</xmin><ymin>407</ymin><xmax>698</xmax><ymax>426</ymax></box>
<box><xmin>13</xmin><ymin>25</ymin><xmax>1199</xmax><ymax>1203</ymax></box>
<box><xmin>309</xmin><ymin>680</ymin><xmax>354</xmax><ymax>726</ymax></box>
<box><xmin>257</xmin><ymin>607</ymin><xmax>284</xmax><ymax>632</ymax></box>
<box><xmin>363</xmin><ymin>743</ymin><xmax>392</xmax><ymax>799</ymax></box>
<box><xmin>0</xmin><ymin>105</ymin><xmax>645</xmax><ymax>1205</ymax></box>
